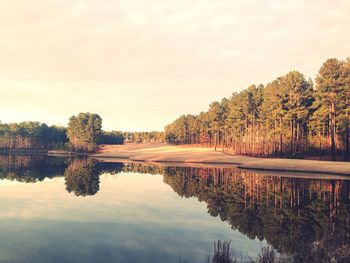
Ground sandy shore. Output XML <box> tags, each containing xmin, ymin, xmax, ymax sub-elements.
<box><xmin>93</xmin><ymin>143</ymin><xmax>350</xmax><ymax>176</ymax></box>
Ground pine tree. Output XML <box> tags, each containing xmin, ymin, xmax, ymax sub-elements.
<box><xmin>67</xmin><ymin>113</ymin><xmax>102</xmax><ymax>152</ymax></box>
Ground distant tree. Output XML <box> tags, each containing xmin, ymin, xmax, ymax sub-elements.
<box><xmin>98</xmin><ymin>131</ymin><xmax>124</xmax><ymax>144</ymax></box>
<box><xmin>123</xmin><ymin>131</ymin><xmax>165</xmax><ymax>143</ymax></box>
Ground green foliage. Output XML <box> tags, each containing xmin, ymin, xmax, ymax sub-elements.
<box><xmin>0</xmin><ymin>122</ymin><xmax>67</xmax><ymax>150</ymax></box>
<box><xmin>98</xmin><ymin>131</ymin><xmax>124</xmax><ymax>144</ymax></box>
<box><xmin>0</xmin><ymin>113</ymin><xmax>164</xmax><ymax>153</ymax></box>
<box><xmin>67</xmin><ymin>112</ymin><xmax>102</xmax><ymax>152</ymax></box>
<box><xmin>312</xmin><ymin>58</ymin><xmax>350</xmax><ymax>160</ymax></box>
<box><xmin>123</xmin><ymin>131</ymin><xmax>165</xmax><ymax>143</ymax></box>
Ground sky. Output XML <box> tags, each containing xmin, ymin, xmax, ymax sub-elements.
<box><xmin>0</xmin><ymin>0</ymin><xmax>350</xmax><ymax>131</ymax></box>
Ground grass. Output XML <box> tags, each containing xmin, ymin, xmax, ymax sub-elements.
<box><xmin>199</xmin><ymin>241</ymin><xmax>288</xmax><ymax>263</ymax></box>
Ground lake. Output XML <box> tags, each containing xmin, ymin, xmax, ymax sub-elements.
<box><xmin>0</xmin><ymin>155</ymin><xmax>349</xmax><ymax>263</ymax></box>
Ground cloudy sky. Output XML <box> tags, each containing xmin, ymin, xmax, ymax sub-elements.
<box><xmin>0</xmin><ymin>0</ymin><xmax>349</xmax><ymax>131</ymax></box>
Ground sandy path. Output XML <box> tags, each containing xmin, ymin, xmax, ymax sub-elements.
<box><xmin>93</xmin><ymin>143</ymin><xmax>350</xmax><ymax>176</ymax></box>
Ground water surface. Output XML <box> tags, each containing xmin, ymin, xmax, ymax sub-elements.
<box><xmin>0</xmin><ymin>155</ymin><xmax>349</xmax><ymax>262</ymax></box>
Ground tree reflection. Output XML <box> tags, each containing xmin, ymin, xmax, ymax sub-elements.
<box><xmin>0</xmin><ymin>154</ymin><xmax>67</xmax><ymax>182</ymax></box>
<box><xmin>160</xmin><ymin>166</ymin><xmax>350</xmax><ymax>260</ymax></box>
<box><xmin>64</xmin><ymin>158</ymin><xmax>100</xmax><ymax>196</ymax></box>
<box><xmin>113</xmin><ymin>163</ymin><xmax>350</xmax><ymax>260</ymax></box>
<box><xmin>64</xmin><ymin>159</ymin><xmax>124</xmax><ymax>197</ymax></box>
<box><xmin>0</xmin><ymin>155</ymin><xmax>124</xmax><ymax>197</ymax></box>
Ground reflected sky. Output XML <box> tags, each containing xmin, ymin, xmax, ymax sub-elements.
<box><xmin>0</xmin><ymin>172</ymin><xmax>264</xmax><ymax>263</ymax></box>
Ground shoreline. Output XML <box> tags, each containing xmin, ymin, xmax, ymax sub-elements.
<box><xmin>93</xmin><ymin>143</ymin><xmax>350</xmax><ymax>176</ymax></box>
<box><xmin>1</xmin><ymin>144</ymin><xmax>349</xmax><ymax>176</ymax></box>
<box><xmin>94</xmin><ymin>158</ymin><xmax>350</xmax><ymax>180</ymax></box>
<box><xmin>0</xmin><ymin>149</ymin><xmax>90</xmax><ymax>157</ymax></box>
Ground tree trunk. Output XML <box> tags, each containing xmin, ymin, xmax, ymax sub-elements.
<box><xmin>290</xmin><ymin>120</ymin><xmax>293</xmax><ymax>155</ymax></box>
<box><xmin>214</xmin><ymin>132</ymin><xmax>217</xmax><ymax>151</ymax></box>
<box><xmin>345</xmin><ymin>108</ymin><xmax>349</xmax><ymax>161</ymax></box>
<box><xmin>296</xmin><ymin>121</ymin><xmax>300</xmax><ymax>154</ymax></box>
<box><xmin>280</xmin><ymin>116</ymin><xmax>283</xmax><ymax>158</ymax></box>
<box><xmin>330</xmin><ymin>103</ymin><xmax>336</xmax><ymax>161</ymax></box>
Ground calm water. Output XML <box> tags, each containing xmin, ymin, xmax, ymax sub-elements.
<box><xmin>0</xmin><ymin>155</ymin><xmax>349</xmax><ymax>263</ymax></box>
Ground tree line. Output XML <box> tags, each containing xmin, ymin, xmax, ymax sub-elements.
<box><xmin>165</xmin><ymin>58</ymin><xmax>350</xmax><ymax>161</ymax></box>
<box><xmin>123</xmin><ymin>131</ymin><xmax>165</xmax><ymax>143</ymax></box>
<box><xmin>0</xmin><ymin>121</ymin><xmax>67</xmax><ymax>150</ymax></box>
<box><xmin>0</xmin><ymin>113</ymin><xmax>125</xmax><ymax>152</ymax></box>
<box><xmin>0</xmin><ymin>113</ymin><xmax>165</xmax><ymax>153</ymax></box>
<box><xmin>66</xmin><ymin>113</ymin><xmax>165</xmax><ymax>152</ymax></box>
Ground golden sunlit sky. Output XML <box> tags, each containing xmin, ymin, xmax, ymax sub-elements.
<box><xmin>1</xmin><ymin>0</ymin><xmax>350</xmax><ymax>131</ymax></box>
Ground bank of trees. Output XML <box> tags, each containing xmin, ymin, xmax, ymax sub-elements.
<box><xmin>123</xmin><ymin>131</ymin><xmax>165</xmax><ymax>143</ymax></box>
<box><xmin>98</xmin><ymin>131</ymin><xmax>124</xmax><ymax>145</ymax></box>
<box><xmin>0</xmin><ymin>122</ymin><xmax>67</xmax><ymax>150</ymax></box>
<box><xmin>0</xmin><ymin>113</ymin><xmax>103</xmax><ymax>152</ymax></box>
<box><xmin>0</xmin><ymin>114</ymin><xmax>125</xmax><ymax>153</ymax></box>
<box><xmin>165</xmin><ymin>58</ymin><xmax>350</xmax><ymax>161</ymax></box>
